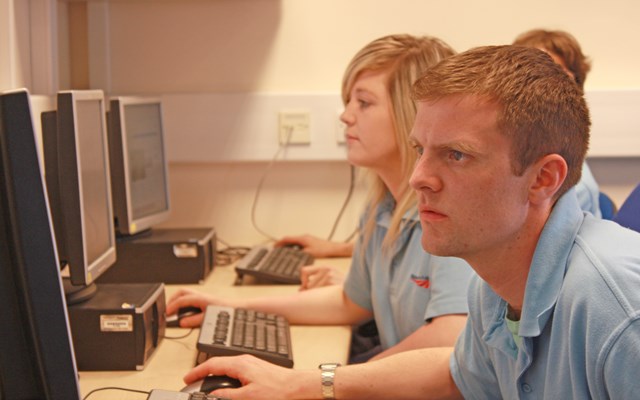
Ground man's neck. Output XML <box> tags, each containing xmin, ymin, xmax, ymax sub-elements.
<box><xmin>506</xmin><ymin>304</ymin><xmax>521</xmax><ymax>321</ymax></box>
<box><xmin>471</xmin><ymin>247</ymin><xmax>531</xmax><ymax>314</ymax></box>
<box><xmin>468</xmin><ymin>210</ymin><xmax>550</xmax><ymax>315</ymax></box>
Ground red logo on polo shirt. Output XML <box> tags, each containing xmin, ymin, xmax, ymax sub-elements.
<box><xmin>411</xmin><ymin>274</ymin><xmax>430</xmax><ymax>289</ymax></box>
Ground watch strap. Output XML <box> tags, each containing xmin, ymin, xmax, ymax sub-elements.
<box><xmin>319</xmin><ymin>363</ymin><xmax>341</xmax><ymax>399</ymax></box>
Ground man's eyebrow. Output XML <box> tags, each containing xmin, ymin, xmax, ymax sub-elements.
<box><xmin>433</xmin><ymin>140</ymin><xmax>479</xmax><ymax>155</ymax></box>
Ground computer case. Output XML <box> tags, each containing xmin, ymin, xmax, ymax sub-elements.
<box><xmin>97</xmin><ymin>227</ymin><xmax>216</xmax><ymax>284</ymax></box>
<box><xmin>67</xmin><ymin>282</ymin><xmax>166</xmax><ymax>371</ymax></box>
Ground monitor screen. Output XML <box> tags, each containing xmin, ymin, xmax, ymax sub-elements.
<box><xmin>108</xmin><ymin>97</ymin><xmax>170</xmax><ymax>236</ymax></box>
<box><xmin>56</xmin><ymin>90</ymin><xmax>116</xmax><ymax>291</ymax></box>
<box><xmin>0</xmin><ymin>89</ymin><xmax>81</xmax><ymax>399</ymax></box>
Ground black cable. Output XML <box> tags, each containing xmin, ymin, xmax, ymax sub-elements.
<box><xmin>163</xmin><ymin>328</ymin><xmax>195</xmax><ymax>340</ymax></box>
<box><xmin>343</xmin><ymin>225</ymin><xmax>359</xmax><ymax>243</ymax></box>
<box><xmin>82</xmin><ymin>386</ymin><xmax>149</xmax><ymax>400</ymax></box>
<box><xmin>250</xmin><ymin>126</ymin><xmax>295</xmax><ymax>241</ymax></box>
<box><xmin>327</xmin><ymin>164</ymin><xmax>357</xmax><ymax>242</ymax></box>
<box><xmin>248</xmin><ymin>125</ymin><xmax>358</xmax><ymax>244</ymax></box>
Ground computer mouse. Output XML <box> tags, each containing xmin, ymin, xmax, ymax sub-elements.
<box><xmin>181</xmin><ymin>375</ymin><xmax>242</xmax><ymax>394</ymax></box>
<box><xmin>166</xmin><ymin>306</ymin><xmax>202</xmax><ymax>328</ymax></box>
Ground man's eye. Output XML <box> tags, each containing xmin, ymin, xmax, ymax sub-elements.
<box><xmin>450</xmin><ymin>150</ymin><xmax>465</xmax><ymax>161</ymax></box>
<box><xmin>413</xmin><ymin>144</ymin><xmax>424</xmax><ymax>155</ymax></box>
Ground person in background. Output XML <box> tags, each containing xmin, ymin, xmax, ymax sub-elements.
<box><xmin>179</xmin><ymin>44</ymin><xmax>640</xmax><ymax>400</ymax></box>
<box><xmin>168</xmin><ymin>34</ymin><xmax>474</xmax><ymax>364</ymax></box>
<box><xmin>513</xmin><ymin>28</ymin><xmax>602</xmax><ymax>217</ymax></box>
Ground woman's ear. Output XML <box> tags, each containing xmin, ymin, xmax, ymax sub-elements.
<box><xmin>528</xmin><ymin>154</ymin><xmax>568</xmax><ymax>205</ymax></box>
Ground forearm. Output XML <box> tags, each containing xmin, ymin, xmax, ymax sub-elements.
<box><xmin>333</xmin><ymin>347</ymin><xmax>461</xmax><ymax>399</ymax></box>
<box><xmin>330</xmin><ymin>241</ymin><xmax>355</xmax><ymax>258</ymax></box>
<box><xmin>370</xmin><ymin>315</ymin><xmax>467</xmax><ymax>361</ymax></box>
<box><xmin>235</xmin><ymin>285</ymin><xmax>370</xmax><ymax>325</ymax></box>
<box><xmin>186</xmin><ymin>347</ymin><xmax>460</xmax><ymax>400</ymax></box>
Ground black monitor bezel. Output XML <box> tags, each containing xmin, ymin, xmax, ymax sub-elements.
<box><xmin>0</xmin><ymin>88</ymin><xmax>81</xmax><ymax>399</ymax></box>
<box><xmin>57</xmin><ymin>90</ymin><xmax>116</xmax><ymax>286</ymax></box>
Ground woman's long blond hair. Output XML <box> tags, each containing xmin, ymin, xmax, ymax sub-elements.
<box><xmin>341</xmin><ymin>34</ymin><xmax>455</xmax><ymax>252</ymax></box>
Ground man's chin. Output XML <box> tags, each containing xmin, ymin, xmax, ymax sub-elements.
<box><xmin>421</xmin><ymin>237</ymin><xmax>449</xmax><ymax>257</ymax></box>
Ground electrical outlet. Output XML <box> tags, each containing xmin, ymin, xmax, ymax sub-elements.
<box><xmin>279</xmin><ymin>110</ymin><xmax>311</xmax><ymax>145</ymax></box>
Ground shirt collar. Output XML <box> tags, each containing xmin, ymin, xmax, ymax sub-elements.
<box><xmin>518</xmin><ymin>188</ymin><xmax>584</xmax><ymax>336</ymax></box>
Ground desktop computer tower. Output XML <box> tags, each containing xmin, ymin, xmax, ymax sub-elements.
<box><xmin>97</xmin><ymin>227</ymin><xmax>216</xmax><ymax>284</ymax></box>
<box><xmin>67</xmin><ymin>282</ymin><xmax>166</xmax><ymax>371</ymax></box>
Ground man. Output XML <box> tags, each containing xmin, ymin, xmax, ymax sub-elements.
<box><xmin>183</xmin><ymin>45</ymin><xmax>640</xmax><ymax>400</ymax></box>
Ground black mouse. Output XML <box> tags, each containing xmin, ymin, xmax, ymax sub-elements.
<box><xmin>166</xmin><ymin>306</ymin><xmax>202</xmax><ymax>328</ymax></box>
<box><xmin>181</xmin><ymin>375</ymin><xmax>242</xmax><ymax>394</ymax></box>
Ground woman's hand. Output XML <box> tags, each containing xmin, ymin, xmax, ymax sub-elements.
<box><xmin>165</xmin><ymin>288</ymin><xmax>223</xmax><ymax>327</ymax></box>
<box><xmin>299</xmin><ymin>264</ymin><xmax>345</xmax><ymax>290</ymax></box>
<box><xmin>275</xmin><ymin>234</ymin><xmax>354</xmax><ymax>258</ymax></box>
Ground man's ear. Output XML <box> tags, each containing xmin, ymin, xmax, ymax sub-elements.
<box><xmin>528</xmin><ymin>154</ymin><xmax>568</xmax><ymax>205</ymax></box>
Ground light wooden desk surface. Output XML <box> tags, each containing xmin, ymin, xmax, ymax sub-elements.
<box><xmin>79</xmin><ymin>257</ymin><xmax>352</xmax><ymax>399</ymax></box>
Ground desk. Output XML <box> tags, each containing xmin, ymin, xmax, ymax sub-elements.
<box><xmin>79</xmin><ymin>258</ymin><xmax>352</xmax><ymax>399</ymax></box>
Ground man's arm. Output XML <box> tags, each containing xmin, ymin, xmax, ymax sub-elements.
<box><xmin>186</xmin><ymin>348</ymin><xmax>462</xmax><ymax>400</ymax></box>
<box><xmin>369</xmin><ymin>314</ymin><xmax>467</xmax><ymax>361</ymax></box>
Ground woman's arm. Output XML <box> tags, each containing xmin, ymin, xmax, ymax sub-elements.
<box><xmin>166</xmin><ymin>284</ymin><xmax>371</xmax><ymax>327</ymax></box>
<box><xmin>368</xmin><ymin>314</ymin><xmax>467</xmax><ymax>361</ymax></box>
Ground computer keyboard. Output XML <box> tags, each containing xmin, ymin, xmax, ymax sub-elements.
<box><xmin>196</xmin><ymin>305</ymin><xmax>294</xmax><ymax>368</ymax></box>
<box><xmin>234</xmin><ymin>245</ymin><xmax>314</xmax><ymax>284</ymax></box>
<box><xmin>147</xmin><ymin>389</ymin><xmax>229</xmax><ymax>400</ymax></box>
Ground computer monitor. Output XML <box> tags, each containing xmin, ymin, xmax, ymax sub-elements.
<box><xmin>41</xmin><ymin>110</ymin><xmax>67</xmax><ymax>265</ymax></box>
<box><xmin>0</xmin><ymin>89</ymin><xmax>81</xmax><ymax>399</ymax></box>
<box><xmin>107</xmin><ymin>97</ymin><xmax>170</xmax><ymax>236</ymax></box>
<box><xmin>54</xmin><ymin>90</ymin><xmax>117</xmax><ymax>302</ymax></box>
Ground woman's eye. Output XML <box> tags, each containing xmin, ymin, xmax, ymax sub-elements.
<box><xmin>358</xmin><ymin>99</ymin><xmax>370</xmax><ymax>109</ymax></box>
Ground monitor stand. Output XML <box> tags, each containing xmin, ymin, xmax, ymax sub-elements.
<box><xmin>116</xmin><ymin>227</ymin><xmax>153</xmax><ymax>241</ymax></box>
<box><xmin>62</xmin><ymin>276</ymin><xmax>98</xmax><ymax>306</ymax></box>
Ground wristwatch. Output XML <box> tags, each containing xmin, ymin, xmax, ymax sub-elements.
<box><xmin>319</xmin><ymin>363</ymin><xmax>341</xmax><ymax>399</ymax></box>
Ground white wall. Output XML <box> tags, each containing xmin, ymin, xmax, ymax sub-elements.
<box><xmin>5</xmin><ymin>0</ymin><xmax>639</xmax><ymax>244</ymax></box>
<box><xmin>0</xmin><ymin>0</ymin><xmax>12</xmax><ymax>91</ymax></box>
<box><xmin>98</xmin><ymin>0</ymin><xmax>640</xmax><ymax>93</ymax></box>
<box><xmin>97</xmin><ymin>0</ymin><xmax>640</xmax><ymax>240</ymax></box>
<box><xmin>165</xmin><ymin>161</ymin><xmax>368</xmax><ymax>246</ymax></box>
<box><xmin>0</xmin><ymin>0</ymin><xmax>31</xmax><ymax>92</ymax></box>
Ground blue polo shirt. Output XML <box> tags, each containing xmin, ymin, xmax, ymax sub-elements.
<box><xmin>451</xmin><ymin>189</ymin><xmax>640</xmax><ymax>399</ymax></box>
<box><xmin>343</xmin><ymin>195</ymin><xmax>474</xmax><ymax>350</ymax></box>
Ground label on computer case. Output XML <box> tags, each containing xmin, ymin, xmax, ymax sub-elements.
<box><xmin>100</xmin><ymin>314</ymin><xmax>133</xmax><ymax>332</ymax></box>
<box><xmin>173</xmin><ymin>243</ymin><xmax>198</xmax><ymax>258</ymax></box>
